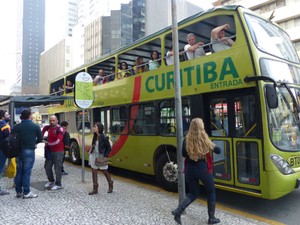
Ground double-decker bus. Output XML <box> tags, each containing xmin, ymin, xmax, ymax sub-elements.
<box><xmin>48</xmin><ymin>5</ymin><xmax>300</xmax><ymax>199</ymax></box>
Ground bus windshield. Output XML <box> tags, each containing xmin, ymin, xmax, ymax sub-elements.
<box><xmin>245</xmin><ymin>13</ymin><xmax>299</xmax><ymax>63</ymax></box>
<box><xmin>268</xmin><ymin>86</ymin><xmax>300</xmax><ymax>151</ymax></box>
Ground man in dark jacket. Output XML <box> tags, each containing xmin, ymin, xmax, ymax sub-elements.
<box><xmin>13</xmin><ymin>109</ymin><xmax>42</xmax><ymax>198</ymax></box>
<box><xmin>0</xmin><ymin>110</ymin><xmax>11</xmax><ymax>196</ymax></box>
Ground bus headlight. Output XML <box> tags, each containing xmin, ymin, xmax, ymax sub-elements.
<box><xmin>270</xmin><ymin>154</ymin><xmax>295</xmax><ymax>175</ymax></box>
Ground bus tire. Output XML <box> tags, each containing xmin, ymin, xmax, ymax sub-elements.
<box><xmin>155</xmin><ymin>152</ymin><xmax>178</xmax><ymax>192</ymax></box>
<box><xmin>70</xmin><ymin>141</ymin><xmax>81</xmax><ymax>165</ymax></box>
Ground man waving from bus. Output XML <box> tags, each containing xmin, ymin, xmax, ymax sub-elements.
<box><xmin>211</xmin><ymin>24</ymin><xmax>235</xmax><ymax>52</ymax></box>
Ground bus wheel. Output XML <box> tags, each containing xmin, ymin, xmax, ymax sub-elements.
<box><xmin>156</xmin><ymin>152</ymin><xmax>178</xmax><ymax>192</ymax></box>
<box><xmin>70</xmin><ymin>141</ymin><xmax>81</xmax><ymax>165</ymax></box>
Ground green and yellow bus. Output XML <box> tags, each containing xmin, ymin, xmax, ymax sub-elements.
<box><xmin>48</xmin><ymin>5</ymin><xmax>300</xmax><ymax>199</ymax></box>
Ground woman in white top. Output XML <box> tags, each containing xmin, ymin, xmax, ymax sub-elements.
<box><xmin>148</xmin><ymin>50</ymin><xmax>160</xmax><ymax>71</ymax></box>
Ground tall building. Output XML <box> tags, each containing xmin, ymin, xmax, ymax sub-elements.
<box><xmin>132</xmin><ymin>0</ymin><xmax>145</xmax><ymax>41</ymax></box>
<box><xmin>16</xmin><ymin>0</ymin><xmax>45</xmax><ymax>94</ymax></box>
<box><xmin>212</xmin><ymin>0</ymin><xmax>300</xmax><ymax>56</ymax></box>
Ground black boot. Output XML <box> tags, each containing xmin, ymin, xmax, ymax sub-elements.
<box><xmin>102</xmin><ymin>170</ymin><xmax>113</xmax><ymax>193</ymax></box>
<box><xmin>89</xmin><ymin>169</ymin><xmax>98</xmax><ymax>195</ymax></box>
<box><xmin>208</xmin><ymin>202</ymin><xmax>220</xmax><ymax>224</ymax></box>
<box><xmin>171</xmin><ymin>197</ymin><xmax>193</xmax><ymax>224</ymax></box>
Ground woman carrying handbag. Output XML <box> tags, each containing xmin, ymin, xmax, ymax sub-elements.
<box><xmin>88</xmin><ymin>122</ymin><xmax>113</xmax><ymax>195</ymax></box>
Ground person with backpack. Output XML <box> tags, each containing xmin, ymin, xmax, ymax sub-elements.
<box><xmin>88</xmin><ymin>122</ymin><xmax>113</xmax><ymax>195</ymax></box>
<box><xmin>42</xmin><ymin>115</ymin><xmax>65</xmax><ymax>190</ymax></box>
<box><xmin>60</xmin><ymin>121</ymin><xmax>70</xmax><ymax>175</ymax></box>
<box><xmin>13</xmin><ymin>109</ymin><xmax>42</xmax><ymax>199</ymax></box>
<box><xmin>0</xmin><ymin>110</ymin><xmax>11</xmax><ymax>196</ymax></box>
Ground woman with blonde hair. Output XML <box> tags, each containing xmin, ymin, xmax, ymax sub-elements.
<box><xmin>172</xmin><ymin>118</ymin><xmax>221</xmax><ymax>224</ymax></box>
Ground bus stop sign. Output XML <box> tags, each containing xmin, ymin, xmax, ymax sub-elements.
<box><xmin>75</xmin><ymin>72</ymin><xmax>93</xmax><ymax>109</ymax></box>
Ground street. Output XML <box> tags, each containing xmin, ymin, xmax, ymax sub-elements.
<box><xmin>0</xmin><ymin>143</ymin><xmax>272</xmax><ymax>225</ymax></box>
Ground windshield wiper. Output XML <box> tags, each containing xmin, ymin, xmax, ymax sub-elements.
<box><xmin>280</xmin><ymin>83</ymin><xmax>300</xmax><ymax>127</ymax></box>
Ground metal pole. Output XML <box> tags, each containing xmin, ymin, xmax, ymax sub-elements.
<box><xmin>171</xmin><ymin>0</ymin><xmax>186</xmax><ymax>203</ymax></box>
<box><xmin>9</xmin><ymin>99</ymin><xmax>14</xmax><ymax>127</ymax></box>
<box><xmin>82</xmin><ymin>109</ymin><xmax>85</xmax><ymax>182</ymax></box>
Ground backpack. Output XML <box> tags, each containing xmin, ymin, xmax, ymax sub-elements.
<box><xmin>62</xmin><ymin>131</ymin><xmax>70</xmax><ymax>150</ymax></box>
<box><xmin>2</xmin><ymin>133</ymin><xmax>22</xmax><ymax>158</ymax></box>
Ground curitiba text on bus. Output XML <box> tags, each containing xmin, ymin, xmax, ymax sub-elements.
<box><xmin>145</xmin><ymin>57</ymin><xmax>243</xmax><ymax>93</ymax></box>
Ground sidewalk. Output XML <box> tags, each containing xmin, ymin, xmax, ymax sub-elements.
<box><xmin>0</xmin><ymin>144</ymin><xmax>269</xmax><ymax>225</ymax></box>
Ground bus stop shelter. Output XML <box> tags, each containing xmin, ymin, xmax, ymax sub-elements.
<box><xmin>0</xmin><ymin>95</ymin><xmax>73</xmax><ymax>127</ymax></box>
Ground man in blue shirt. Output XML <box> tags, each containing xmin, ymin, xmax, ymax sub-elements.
<box><xmin>0</xmin><ymin>110</ymin><xmax>11</xmax><ymax>196</ymax></box>
<box><xmin>13</xmin><ymin>109</ymin><xmax>42</xmax><ymax>198</ymax></box>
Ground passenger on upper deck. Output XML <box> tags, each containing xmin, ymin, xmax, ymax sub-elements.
<box><xmin>118</xmin><ymin>62</ymin><xmax>131</xmax><ymax>79</ymax></box>
<box><xmin>107</xmin><ymin>66</ymin><xmax>116</xmax><ymax>82</ymax></box>
<box><xmin>165</xmin><ymin>46</ymin><xmax>174</xmax><ymax>66</ymax></box>
<box><xmin>184</xmin><ymin>33</ymin><xmax>205</xmax><ymax>60</ymax></box>
<box><xmin>58</xmin><ymin>85</ymin><xmax>64</xmax><ymax>95</ymax></box>
<box><xmin>134</xmin><ymin>56</ymin><xmax>147</xmax><ymax>75</ymax></box>
<box><xmin>94</xmin><ymin>69</ymin><xmax>107</xmax><ymax>85</ymax></box>
<box><xmin>65</xmin><ymin>80</ymin><xmax>74</xmax><ymax>93</ymax></box>
<box><xmin>148</xmin><ymin>50</ymin><xmax>160</xmax><ymax>71</ymax></box>
<box><xmin>211</xmin><ymin>24</ymin><xmax>235</xmax><ymax>53</ymax></box>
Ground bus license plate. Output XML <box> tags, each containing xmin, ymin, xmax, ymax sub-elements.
<box><xmin>288</xmin><ymin>156</ymin><xmax>300</xmax><ymax>167</ymax></box>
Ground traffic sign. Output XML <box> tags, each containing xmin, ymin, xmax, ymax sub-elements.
<box><xmin>75</xmin><ymin>72</ymin><xmax>93</xmax><ymax>109</ymax></box>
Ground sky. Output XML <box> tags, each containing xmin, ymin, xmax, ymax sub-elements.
<box><xmin>0</xmin><ymin>0</ymin><xmax>213</xmax><ymax>95</ymax></box>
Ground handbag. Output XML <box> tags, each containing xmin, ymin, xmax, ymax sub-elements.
<box><xmin>44</xmin><ymin>145</ymin><xmax>51</xmax><ymax>160</ymax></box>
<box><xmin>95</xmin><ymin>155</ymin><xmax>108</xmax><ymax>167</ymax></box>
<box><xmin>6</xmin><ymin>158</ymin><xmax>17</xmax><ymax>179</ymax></box>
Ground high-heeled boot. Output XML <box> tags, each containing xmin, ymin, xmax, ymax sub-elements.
<box><xmin>171</xmin><ymin>197</ymin><xmax>193</xmax><ymax>224</ymax></box>
<box><xmin>89</xmin><ymin>169</ymin><xmax>98</xmax><ymax>195</ymax></box>
<box><xmin>103</xmin><ymin>170</ymin><xmax>113</xmax><ymax>193</ymax></box>
<box><xmin>208</xmin><ymin>202</ymin><xmax>220</xmax><ymax>224</ymax></box>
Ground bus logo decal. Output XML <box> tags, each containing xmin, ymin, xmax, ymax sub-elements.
<box><xmin>145</xmin><ymin>57</ymin><xmax>241</xmax><ymax>93</ymax></box>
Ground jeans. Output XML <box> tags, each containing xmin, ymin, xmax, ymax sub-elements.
<box><xmin>185</xmin><ymin>160</ymin><xmax>216</xmax><ymax>204</ymax></box>
<box><xmin>44</xmin><ymin>151</ymin><xmax>64</xmax><ymax>186</ymax></box>
<box><xmin>15</xmin><ymin>148</ymin><xmax>35</xmax><ymax>195</ymax></box>
<box><xmin>0</xmin><ymin>150</ymin><xmax>8</xmax><ymax>191</ymax></box>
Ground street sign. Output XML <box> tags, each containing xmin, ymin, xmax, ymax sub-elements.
<box><xmin>75</xmin><ymin>72</ymin><xmax>93</xmax><ymax>109</ymax></box>
<box><xmin>74</xmin><ymin>71</ymin><xmax>94</xmax><ymax>182</ymax></box>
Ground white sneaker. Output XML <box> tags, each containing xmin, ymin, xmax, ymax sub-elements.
<box><xmin>44</xmin><ymin>182</ymin><xmax>55</xmax><ymax>188</ymax></box>
<box><xmin>50</xmin><ymin>185</ymin><xmax>62</xmax><ymax>190</ymax></box>
<box><xmin>23</xmin><ymin>192</ymin><xmax>38</xmax><ymax>199</ymax></box>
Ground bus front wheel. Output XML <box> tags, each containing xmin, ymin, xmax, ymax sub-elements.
<box><xmin>156</xmin><ymin>152</ymin><xmax>178</xmax><ymax>192</ymax></box>
<box><xmin>70</xmin><ymin>141</ymin><xmax>81</xmax><ymax>165</ymax></box>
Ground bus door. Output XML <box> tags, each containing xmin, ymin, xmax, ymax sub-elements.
<box><xmin>206</xmin><ymin>91</ymin><xmax>262</xmax><ymax>193</ymax></box>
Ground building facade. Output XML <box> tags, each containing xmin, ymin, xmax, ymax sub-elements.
<box><xmin>17</xmin><ymin>0</ymin><xmax>45</xmax><ymax>94</ymax></box>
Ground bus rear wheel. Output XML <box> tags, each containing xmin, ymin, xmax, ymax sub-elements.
<box><xmin>156</xmin><ymin>152</ymin><xmax>178</xmax><ymax>192</ymax></box>
<box><xmin>70</xmin><ymin>141</ymin><xmax>81</xmax><ymax>165</ymax></box>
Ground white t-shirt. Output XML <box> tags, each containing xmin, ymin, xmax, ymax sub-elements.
<box><xmin>211</xmin><ymin>38</ymin><xmax>231</xmax><ymax>52</ymax></box>
<box><xmin>184</xmin><ymin>44</ymin><xmax>205</xmax><ymax>60</ymax></box>
<box><xmin>165</xmin><ymin>51</ymin><xmax>174</xmax><ymax>65</ymax></box>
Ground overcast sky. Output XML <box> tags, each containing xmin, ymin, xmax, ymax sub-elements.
<box><xmin>0</xmin><ymin>0</ymin><xmax>213</xmax><ymax>95</ymax></box>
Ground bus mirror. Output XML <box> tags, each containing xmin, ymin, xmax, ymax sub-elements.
<box><xmin>266</xmin><ymin>84</ymin><xmax>278</xmax><ymax>109</ymax></box>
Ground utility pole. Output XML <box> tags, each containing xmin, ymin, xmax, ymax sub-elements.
<box><xmin>171</xmin><ymin>0</ymin><xmax>186</xmax><ymax>204</ymax></box>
